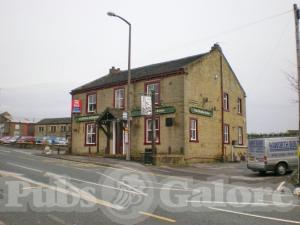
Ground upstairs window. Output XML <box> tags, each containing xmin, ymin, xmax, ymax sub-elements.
<box><xmin>146</xmin><ymin>82</ymin><xmax>160</xmax><ymax>105</ymax></box>
<box><xmin>87</xmin><ymin>94</ymin><xmax>96</xmax><ymax>113</ymax></box>
<box><xmin>223</xmin><ymin>93</ymin><xmax>229</xmax><ymax>111</ymax></box>
<box><xmin>223</xmin><ymin>124</ymin><xmax>230</xmax><ymax>144</ymax></box>
<box><xmin>38</xmin><ymin>126</ymin><xmax>44</xmax><ymax>132</ymax></box>
<box><xmin>189</xmin><ymin>118</ymin><xmax>198</xmax><ymax>142</ymax></box>
<box><xmin>145</xmin><ymin>117</ymin><xmax>160</xmax><ymax>144</ymax></box>
<box><xmin>114</xmin><ymin>88</ymin><xmax>125</xmax><ymax>109</ymax></box>
<box><xmin>237</xmin><ymin>98</ymin><xmax>242</xmax><ymax>114</ymax></box>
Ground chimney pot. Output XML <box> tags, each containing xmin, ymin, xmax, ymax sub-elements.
<box><xmin>211</xmin><ymin>43</ymin><xmax>222</xmax><ymax>52</ymax></box>
<box><xmin>109</xmin><ymin>66</ymin><xmax>120</xmax><ymax>75</ymax></box>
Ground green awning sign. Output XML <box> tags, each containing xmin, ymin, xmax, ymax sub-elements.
<box><xmin>190</xmin><ymin>107</ymin><xmax>213</xmax><ymax>117</ymax></box>
<box><xmin>75</xmin><ymin>114</ymin><xmax>100</xmax><ymax>122</ymax></box>
<box><xmin>131</xmin><ymin>106</ymin><xmax>176</xmax><ymax>117</ymax></box>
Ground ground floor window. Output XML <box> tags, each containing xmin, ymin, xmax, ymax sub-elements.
<box><xmin>38</xmin><ymin>126</ymin><xmax>44</xmax><ymax>132</ymax></box>
<box><xmin>85</xmin><ymin>123</ymin><xmax>96</xmax><ymax>145</ymax></box>
<box><xmin>224</xmin><ymin>124</ymin><xmax>230</xmax><ymax>144</ymax></box>
<box><xmin>145</xmin><ymin>117</ymin><xmax>160</xmax><ymax>144</ymax></box>
<box><xmin>189</xmin><ymin>118</ymin><xmax>198</xmax><ymax>142</ymax></box>
<box><xmin>238</xmin><ymin>127</ymin><xmax>243</xmax><ymax>145</ymax></box>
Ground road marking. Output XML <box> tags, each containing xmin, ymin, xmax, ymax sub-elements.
<box><xmin>0</xmin><ymin>150</ymin><xmax>10</xmax><ymax>153</ymax></box>
<box><xmin>187</xmin><ymin>200</ymin><xmax>293</xmax><ymax>206</ymax></box>
<box><xmin>22</xmin><ymin>186</ymin><xmax>42</xmax><ymax>190</ymax></box>
<box><xmin>209</xmin><ymin>207</ymin><xmax>300</xmax><ymax>224</ymax></box>
<box><xmin>0</xmin><ymin>151</ymin><xmax>8</xmax><ymax>155</ymax></box>
<box><xmin>139</xmin><ymin>211</ymin><xmax>176</xmax><ymax>223</ymax></box>
<box><xmin>6</xmin><ymin>162</ymin><xmax>44</xmax><ymax>173</ymax></box>
<box><xmin>276</xmin><ymin>181</ymin><xmax>286</xmax><ymax>192</ymax></box>
<box><xmin>229</xmin><ymin>175</ymin><xmax>266</xmax><ymax>181</ymax></box>
<box><xmin>72</xmin><ymin>162</ymin><xmax>101</xmax><ymax>168</ymax></box>
<box><xmin>44</xmin><ymin>172</ymin><xmax>144</xmax><ymax>196</ymax></box>
<box><xmin>140</xmin><ymin>186</ymin><xmax>196</xmax><ymax>192</ymax></box>
<box><xmin>152</xmin><ymin>168</ymin><xmax>171</xmax><ymax>173</ymax></box>
<box><xmin>12</xmin><ymin>150</ymin><xmax>32</xmax><ymax>155</ymax></box>
<box><xmin>115</xmin><ymin>165</ymin><xmax>141</xmax><ymax>173</ymax></box>
<box><xmin>47</xmin><ymin>214</ymin><xmax>67</xmax><ymax>225</ymax></box>
<box><xmin>0</xmin><ymin>170</ymin><xmax>124</xmax><ymax>210</ymax></box>
<box><xmin>47</xmin><ymin>172</ymin><xmax>126</xmax><ymax>210</ymax></box>
<box><xmin>257</xmin><ymin>199</ymin><xmax>300</xmax><ymax>207</ymax></box>
<box><xmin>96</xmin><ymin>171</ymin><xmax>148</xmax><ymax>196</ymax></box>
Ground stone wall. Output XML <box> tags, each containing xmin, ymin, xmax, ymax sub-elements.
<box><xmin>183</xmin><ymin>47</ymin><xmax>247</xmax><ymax>163</ymax></box>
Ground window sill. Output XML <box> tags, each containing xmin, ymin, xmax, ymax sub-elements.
<box><xmin>84</xmin><ymin>143</ymin><xmax>96</xmax><ymax>146</ymax></box>
<box><xmin>86</xmin><ymin>111</ymin><xmax>97</xmax><ymax>114</ymax></box>
<box><xmin>144</xmin><ymin>142</ymin><xmax>160</xmax><ymax>145</ymax></box>
<box><xmin>114</xmin><ymin>107</ymin><xmax>125</xmax><ymax>110</ymax></box>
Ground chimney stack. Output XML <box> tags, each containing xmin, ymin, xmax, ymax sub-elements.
<box><xmin>109</xmin><ymin>66</ymin><xmax>120</xmax><ymax>75</ymax></box>
<box><xmin>211</xmin><ymin>43</ymin><xmax>222</xmax><ymax>52</ymax></box>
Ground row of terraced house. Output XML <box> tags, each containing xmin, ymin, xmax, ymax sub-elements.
<box><xmin>0</xmin><ymin>112</ymin><xmax>71</xmax><ymax>139</ymax></box>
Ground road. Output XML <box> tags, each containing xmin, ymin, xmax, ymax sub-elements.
<box><xmin>0</xmin><ymin>145</ymin><xmax>299</xmax><ymax>225</ymax></box>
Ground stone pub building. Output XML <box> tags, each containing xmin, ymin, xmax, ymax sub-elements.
<box><xmin>70</xmin><ymin>44</ymin><xmax>247</xmax><ymax>164</ymax></box>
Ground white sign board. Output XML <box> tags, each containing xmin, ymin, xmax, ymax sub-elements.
<box><xmin>141</xmin><ymin>95</ymin><xmax>152</xmax><ymax>115</ymax></box>
<box><xmin>124</xmin><ymin>130</ymin><xmax>128</xmax><ymax>144</ymax></box>
<box><xmin>122</xmin><ymin>112</ymin><xmax>128</xmax><ymax>120</ymax></box>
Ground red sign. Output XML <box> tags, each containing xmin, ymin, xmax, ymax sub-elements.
<box><xmin>72</xmin><ymin>99</ymin><xmax>82</xmax><ymax>113</ymax></box>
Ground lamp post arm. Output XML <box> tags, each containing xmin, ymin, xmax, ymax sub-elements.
<box><xmin>114</xmin><ymin>15</ymin><xmax>131</xmax><ymax>26</ymax></box>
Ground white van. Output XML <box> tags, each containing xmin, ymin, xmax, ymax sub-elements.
<box><xmin>247</xmin><ymin>137</ymin><xmax>298</xmax><ymax>175</ymax></box>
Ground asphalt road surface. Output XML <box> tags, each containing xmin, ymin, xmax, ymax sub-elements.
<box><xmin>0</xmin><ymin>145</ymin><xmax>299</xmax><ymax>225</ymax></box>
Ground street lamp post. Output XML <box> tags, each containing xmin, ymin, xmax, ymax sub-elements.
<box><xmin>107</xmin><ymin>12</ymin><xmax>131</xmax><ymax>161</ymax></box>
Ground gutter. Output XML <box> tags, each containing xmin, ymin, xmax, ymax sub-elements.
<box><xmin>70</xmin><ymin>69</ymin><xmax>185</xmax><ymax>95</ymax></box>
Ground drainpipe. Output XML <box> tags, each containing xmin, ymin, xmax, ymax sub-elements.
<box><xmin>220</xmin><ymin>53</ymin><xmax>225</xmax><ymax>162</ymax></box>
<box><xmin>70</xmin><ymin>95</ymin><xmax>73</xmax><ymax>154</ymax></box>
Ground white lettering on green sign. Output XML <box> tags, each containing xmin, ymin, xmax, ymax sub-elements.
<box><xmin>75</xmin><ymin>115</ymin><xmax>100</xmax><ymax>122</ymax></box>
<box><xmin>190</xmin><ymin>107</ymin><xmax>213</xmax><ymax>117</ymax></box>
<box><xmin>131</xmin><ymin>106</ymin><xmax>176</xmax><ymax>117</ymax></box>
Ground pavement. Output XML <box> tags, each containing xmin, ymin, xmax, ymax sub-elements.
<box><xmin>0</xmin><ymin>145</ymin><xmax>299</xmax><ymax>225</ymax></box>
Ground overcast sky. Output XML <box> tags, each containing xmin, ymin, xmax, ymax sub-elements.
<box><xmin>0</xmin><ymin>0</ymin><xmax>299</xmax><ymax>133</ymax></box>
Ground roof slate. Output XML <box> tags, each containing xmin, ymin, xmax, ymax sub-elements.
<box><xmin>71</xmin><ymin>53</ymin><xmax>207</xmax><ymax>94</ymax></box>
<box><xmin>37</xmin><ymin>117</ymin><xmax>71</xmax><ymax>125</ymax></box>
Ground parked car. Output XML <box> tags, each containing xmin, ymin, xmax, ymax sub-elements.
<box><xmin>35</xmin><ymin>136</ymin><xmax>44</xmax><ymax>144</ymax></box>
<box><xmin>45</xmin><ymin>136</ymin><xmax>57</xmax><ymax>145</ymax></box>
<box><xmin>35</xmin><ymin>136</ymin><xmax>57</xmax><ymax>145</ymax></box>
<box><xmin>0</xmin><ymin>136</ymin><xmax>12</xmax><ymax>143</ymax></box>
<box><xmin>53</xmin><ymin>137</ymin><xmax>68</xmax><ymax>145</ymax></box>
<box><xmin>17</xmin><ymin>136</ymin><xmax>35</xmax><ymax>144</ymax></box>
<box><xmin>247</xmin><ymin>137</ymin><xmax>298</xmax><ymax>175</ymax></box>
<box><xmin>2</xmin><ymin>136</ymin><xmax>20</xmax><ymax>144</ymax></box>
